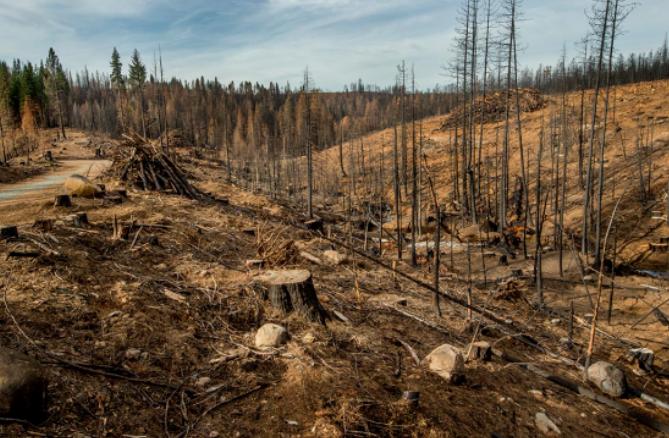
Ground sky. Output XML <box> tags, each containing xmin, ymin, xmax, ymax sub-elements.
<box><xmin>0</xmin><ymin>0</ymin><xmax>666</xmax><ymax>90</ymax></box>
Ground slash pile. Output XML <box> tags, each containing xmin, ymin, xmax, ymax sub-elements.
<box><xmin>441</xmin><ymin>88</ymin><xmax>547</xmax><ymax>130</ymax></box>
<box><xmin>108</xmin><ymin>133</ymin><xmax>201</xmax><ymax>200</ymax></box>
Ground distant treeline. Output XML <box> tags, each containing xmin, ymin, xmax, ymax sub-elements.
<box><xmin>0</xmin><ymin>38</ymin><xmax>667</xmax><ymax>157</ymax></box>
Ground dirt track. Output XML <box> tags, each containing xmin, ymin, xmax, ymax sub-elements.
<box><xmin>0</xmin><ymin>160</ymin><xmax>110</xmax><ymax>204</ymax></box>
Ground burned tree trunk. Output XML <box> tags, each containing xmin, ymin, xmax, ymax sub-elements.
<box><xmin>54</xmin><ymin>195</ymin><xmax>72</xmax><ymax>207</ymax></box>
<box><xmin>0</xmin><ymin>226</ymin><xmax>18</xmax><ymax>240</ymax></box>
<box><xmin>254</xmin><ymin>270</ymin><xmax>327</xmax><ymax>325</ymax></box>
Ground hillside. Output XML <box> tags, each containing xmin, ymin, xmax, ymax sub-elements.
<box><xmin>0</xmin><ymin>80</ymin><xmax>668</xmax><ymax>437</ymax></box>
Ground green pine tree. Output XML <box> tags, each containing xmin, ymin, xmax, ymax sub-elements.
<box><xmin>128</xmin><ymin>49</ymin><xmax>146</xmax><ymax>89</ymax></box>
<box><xmin>110</xmin><ymin>47</ymin><xmax>124</xmax><ymax>89</ymax></box>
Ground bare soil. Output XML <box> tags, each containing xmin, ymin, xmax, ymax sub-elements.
<box><xmin>1</xmin><ymin>79</ymin><xmax>669</xmax><ymax>437</ymax></box>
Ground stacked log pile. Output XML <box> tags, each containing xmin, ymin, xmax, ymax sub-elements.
<box><xmin>442</xmin><ymin>88</ymin><xmax>547</xmax><ymax>130</ymax></box>
<box><xmin>107</xmin><ymin>133</ymin><xmax>201</xmax><ymax>200</ymax></box>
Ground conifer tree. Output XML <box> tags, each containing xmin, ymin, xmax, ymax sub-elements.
<box><xmin>45</xmin><ymin>48</ymin><xmax>66</xmax><ymax>139</ymax></box>
<box><xmin>128</xmin><ymin>49</ymin><xmax>147</xmax><ymax>136</ymax></box>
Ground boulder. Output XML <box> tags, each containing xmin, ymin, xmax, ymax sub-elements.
<box><xmin>255</xmin><ymin>323</ymin><xmax>289</xmax><ymax>349</ymax></box>
<box><xmin>63</xmin><ymin>174</ymin><xmax>102</xmax><ymax>198</ymax></box>
<box><xmin>535</xmin><ymin>412</ymin><xmax>561</xmax><ymax>435</ymax></box>
<box><xmin>0</xmin><ymin>347</ymin><xmax>48</xmax><ymax>423</ymax></box>
<box><xmin>323</xmin><ymin>250</ymin><xmax>347</xmax><ymax>265</ymax></box>
<box><xmin>587</xmin><ymin>361</ymin><xmax>626</xmax><ymax>398</ymax></box>
<box><xmin>421</xmin><ymin>344</ymin><xmax>464</xmax><ymax>383</ymax></box>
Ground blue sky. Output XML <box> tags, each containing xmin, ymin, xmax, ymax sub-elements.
<box><xmin>0</xmin><ymin>0</ymin><xmax>665</xmax><ymax>90</ymax></box>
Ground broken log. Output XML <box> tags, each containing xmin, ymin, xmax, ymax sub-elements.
<box><xmin>253</xmin><ymin>270</ymin><xmax>328</xmax><ymax>324</ymax></box>
<box><xmin>0</xmin><ymin>226</ymin><xmax>19</xmax><ymax>240</ymax></box>
<box><xmin>5</xmin><ymin>251</ymin><xmax>40</xmax><ymax>260</ymax></box>
<box><xmin>54</xmin><ymin>195</ymin><xmax>72</xmax><ymax>207</ymax></box>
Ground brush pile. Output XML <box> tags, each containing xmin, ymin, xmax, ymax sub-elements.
<box><xmin>108</xmin><ymin>133</ymin><xmax>201</xmax><ymax>200</ymax></box>
<box><xmin>442</xmin><ymin>88</ymin><xmax>546</xmax><ymax>130</ymax></box>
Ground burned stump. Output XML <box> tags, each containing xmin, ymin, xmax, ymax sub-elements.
<box><xmin>254</xmin><ymin>270</ymin><xmax>327</xmax><ymax>325</ymax></box>
<box><xmin>0</xmin><ymin>226</ymin><xmax>18</xmax><ymax>240</ymax></box>
<box><xmin>305</xmin><ymin>218</ymin><xmax>324</xmax><ymax>233</ymax></box>
<box><xmin>54</xmin><ymin>195</ymin><xmax>72</xmax><ymax>207</ymax></box>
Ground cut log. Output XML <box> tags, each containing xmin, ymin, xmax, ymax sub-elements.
<box><xmin>54</xmin><ymin>195</ymin><xmax>72</xmax><ymax>207</ymax></box>
<box><xmin>0</xmin><ymin>226</ymin><xmax>19</xmax><ymax>240</ymax></box>
<box><xmin>254</xmin><ymin>270</ymin><xmax>328</xmax><ymax>324</ymax></box>
<box><xmin>106</xmin><ymin>195</ymin><xmax>123</xmax><ymax>205</ymax></box>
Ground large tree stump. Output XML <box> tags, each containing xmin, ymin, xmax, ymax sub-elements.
<box><xmin>54</xmin><ymin>195</ymin><xmax>72</xmax><ymax>207</ymax></box>
<box><xmin>254</xmin><ymin>270</ymin><xmax>327</xmax><ymax>324</ymax></box>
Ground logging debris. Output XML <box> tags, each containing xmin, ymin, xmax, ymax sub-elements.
<box><xmin>106</xmin><ymin>133</ymin><xmax>201</xmax><ymax>200</ymax></box>
<box><xmin>441</xmin><ymin>88</ymin><xmax>547</xmax><ymax>130</ymax></box>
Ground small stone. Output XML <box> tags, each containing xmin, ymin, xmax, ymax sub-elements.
<box><xmin>125</xmin><ymin>348</ymin><xmax>142</xmax><ymax>361</ymax></box>
<box><xmin>421</xmin><ymin>344</ymin><xmax>464</xmax><ymax>383</ymax></box>
<box><xmin>323</xmin><ymin>250</ymin><xmax>347</xmax><ymax>265</ymax></box>
<box><xmin>587</xmin><ymin>361</ymin><xmax>627</xmax><ymax>398</ymax></box>
<box><xmin>255</xmin><ymin>323</ymin><xmax>289</xmax><ymax>349</ymax></box>
<box><xmin>209</xmin><ymin>432</ymin><xmax>220</xmax><ymax>438</ymax></box>
<box><xmin>550</xmin><ymin>319</ymin><xmax>561</xmax><ymax>325</ymax></box>
<box><xmin>535</xmin><ymin>412</ymin><xmax>561</xmax><ymax>435</ymax></box>
<box><xmin>0</xmin><ymin>347</ymin><xmax>48</xmax><ymax>423</ymax></box>
<box><xmin>196</xmin><ymin>377</ymin><xmax>212</xmax><ymax>387</ymax></box>
<box><xmin>302</xmin><ymin>333</ymin><xmax>317</xmax><ymax>344</ymax></box>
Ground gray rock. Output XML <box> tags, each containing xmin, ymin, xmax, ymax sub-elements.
<box><xmin>255</xmin><ymin>323</ymin><xmax>289</xmax><ymax>349</ymax></box>
<box><xmin>421</xmin><ymin>344</ymin><xmax>464</xmax><ymax>382</ymax></box>
<box><xmin>535</xmin><ymin>412</ymin><xmax>561</xmax><ymax>435</ymax></box>
<box><xmin>323</xmin><ymin>250</ymin><xmax>347</xmax><ymax>265</ymax></box>
<box><xmin>587</xmin><ymin>361</ymin><xmax>627</xmax><ymax>397</ymax></box>
<box><xmin>125</xmin><ymin>348</ymin><xmax>142</xmax><ymax>360</ymax></box>
<box><xmin>0</xmin><ymin>347</ymin><xmax>48</xmax><ymax>423</ymax></box>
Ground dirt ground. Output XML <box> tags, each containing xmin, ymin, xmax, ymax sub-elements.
<box><xmin>1</xmin><ymin>79</ymin><xmax>669</xmax><ymax>438</ymax></box>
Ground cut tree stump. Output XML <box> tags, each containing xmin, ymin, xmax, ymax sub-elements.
<box><xmin>54</xmin><ymin>195</ymin><xmax>72</xmax><ymax>207</ymax></box>
<box><xmin>67</xmin><ymin>213</ymin><xmax>89</xmax><ymax>228</ymax></box>
<box><xmin>254</xmin><ymin>270</ymin><xmax>328</xmax><ymax>324</ymax></box>
<box><xmin>304</xmin><ymin>218</ymin><xmax>324</xmax><ymax>233</ymax></box>
<box><xmin>32</xmin><ymin>219</ymin><xmax>54</xmax><ymax>232</ymax></box>
<box><xmin>0</xmin><ymin>226</ymin><xmax>19</xmax><ymax>240</ymax></box>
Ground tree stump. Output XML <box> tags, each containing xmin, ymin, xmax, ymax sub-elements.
<box><xmin>44</xmin><ymin>151</ymin><xmax>53</xmax><ymax>161</ymax></box>
<box><xmin>54</xmin><ymin>195</ymin><xmax>72</xmax><ymax>207</ymax></box>
<box><xmin>0</xmin><ymin>226</ymin><xmax>18</xmax><ymax>240</ymax></box>
<box><xmin>111</xmin><ymin>189</ymin><xmax>127</xmax><ymax>198</ymax></box>
<box><xmin>254</xmin><ymin>270</ymin><xmax>327</xmax><ymax>324</ymax></box>
<box><xmin>67</xmin><ymin>213</ymin><xmax>89</xmax><ymax>228</ymax></box>
<box><xmin>305</xmin><ymin>218</ymin><xmax>324</xmax><ymax>233</ymax></box>
<box><xmin>95</xmin><ymin>149</ymin><xmax>101</xmax><ymax>158</ymax></box>
<box><xmin>32</xmin><ymin>219</ymin><xmax>54</xmax><ymax>232</ymax></box>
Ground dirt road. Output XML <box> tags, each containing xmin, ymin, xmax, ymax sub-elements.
<box><xmin>0</xmin><ymin>159</ymin><xmax>110</xmax><ymax>204</ymax></box>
